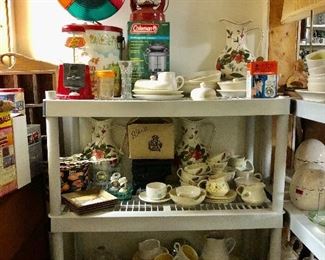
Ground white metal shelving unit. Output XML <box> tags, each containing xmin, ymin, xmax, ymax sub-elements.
<box><xmin>44</xmin><ymin>94</ymin><xmax>290</xmax><ymax>260</ymax></box>
<box><xmin>285</xmin><ymin>99</ymin><xmax>325</xmax><ymax>260</ymax></box>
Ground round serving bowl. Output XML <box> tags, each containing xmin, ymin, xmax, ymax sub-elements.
<box><xmin>217</xmin><ymin>78</ymin><xmax>246</xmax><ymax>91</ymax></box>
<box><xmin>308</xmin><ymin>66</ymin><xmax>325</xmax><ymax>76</ymax></box>
<box><xmin>306</xmin><ymin>50</ymin><xmax>325</xmax><ymax>68</ymax></box>
<box><xmin>169</xmin><ymin>188</ymin><xmax>206</xmax><ymax>207</ymax></box>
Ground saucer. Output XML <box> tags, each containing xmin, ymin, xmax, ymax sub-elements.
<box><xmin>133</xmin><ymin>94</ymin><xmax>184</xmax><ymax>100</ymax></box>
<box><xmin>205</xmin><ymin>190</ymin><xmax>237</xmax><ymax>202</ymax></box>
<box><xmin>295</xmin><ymin>90</ymin><xmax>325</xmax><ymax>103</ymax></box>
<box><xmin>138</xmin><ymin>191</ymin><xmax>171</xmax><ymax>203</ymax></box>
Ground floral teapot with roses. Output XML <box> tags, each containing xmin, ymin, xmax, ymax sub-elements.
<box><xmin>216</xmin><ymin>18</ymin><xmax>260</xmax><ymax>80</ymax></box>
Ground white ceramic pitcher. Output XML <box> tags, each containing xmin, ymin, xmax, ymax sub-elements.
<box><xmin>200</xmin><ymin>236</ymin><xmax>236</xmax><ymax>260</ymax></box>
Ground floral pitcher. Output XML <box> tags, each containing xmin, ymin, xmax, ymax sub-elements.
<box><xmin>176</xmin><ymin>118</ymin><xmax>215</xmax><ymax>167</ymax></box>
<box><xmin>216</xmin><ymin>18</ymin><xmax>259</xmax><ymax>80</ymax></box>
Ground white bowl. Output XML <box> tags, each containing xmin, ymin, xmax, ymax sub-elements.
<box><xmin>308</xmin><ymin>75</ymin><xmax>325</xmax><ymax>83</ymax></box>
<box><xmin>169</xmin><ymin>188</ymin><xmax>206</xmax><ymax>207</ymax></box>
<box><xmin>218</xmin><ymin>90</ymin><xmax>246</xmax><ymax>98</ymax></box>
<box><xmin>294</xmin><ymin>139</ymin><xmax>325</xmax><ymax>170</ymax></box>
<box><xmin>218</xmin><ymin>79</ymin><xmax>246</xmax><ymax>91</ymax></box>
<box><xmin>308</xmin><ymin>66</ymin><xmax>325</xmax><ymax>76</ymax></box>
<box><xmin>175</xmin><ymin>185</ymin><xmax>201</xmax><ymax>199</ymax></box>
<box><xmin>307</xmin><ymin>82</ymin><xmax>325</xmax><ymax>92</ymax></box>
<box><xmin>306</xmin><ymin>50</ymin><xmax>325</xmax><ymax>68</ymax></box>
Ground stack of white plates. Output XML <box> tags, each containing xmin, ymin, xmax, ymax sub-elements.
<box><xmin>132</xmin><ymin>79</ymin><xmax>184</xmax><ymax>100</ymax></box>
<box><xmin>132</xmin><ymin>88</ymin><xmax>184</xmax><ymax>100</ymax></box>
<box><xmin>296</xmin><ymin>50</ymin><xmax>325</xmax><ymax>102</ymax></box>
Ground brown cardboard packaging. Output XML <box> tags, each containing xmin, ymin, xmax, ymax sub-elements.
<box><xmin>127</xmin><ymin>118</ymin><xmax>174</xmax><ymax>159</ymax></box>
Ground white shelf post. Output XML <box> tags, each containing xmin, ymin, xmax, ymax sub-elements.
<box><xmin>246</xmin><ymin>116</ymin><xmax>255</xmax><ymax>162</ymax></box>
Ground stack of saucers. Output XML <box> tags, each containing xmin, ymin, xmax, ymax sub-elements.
<box><xmin>132</xmin><ymin>79</ymin><xmax>184</xmax><ymax>100</ymax></box>
<box><xmin>296</xmin><ymin>50</ymin><xmax>325</xmax><ymax>102</ymax></box>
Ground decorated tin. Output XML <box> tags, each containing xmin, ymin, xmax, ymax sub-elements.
<box><xmin>0</xmin><ymin>88</ymin><xmax>25</xmax><ymax>114</ymax></box>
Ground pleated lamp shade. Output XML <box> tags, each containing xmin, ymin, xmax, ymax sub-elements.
<box><xmin>281</xmin><ymin>0</ymin><xmax>325</xmax><ymax>23</ymax></box>
<box><xmin>58</xmin><ymin>0</ymin><xmax>125</xmax><ymax>21</ymax></box>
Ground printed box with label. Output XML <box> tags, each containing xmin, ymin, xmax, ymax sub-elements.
<box><xmin>127</xmin><ymin>118</ymin><xmax>174</xmax><ymax>159</ymax></box>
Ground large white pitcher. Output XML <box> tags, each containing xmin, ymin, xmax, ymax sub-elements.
<box><xmin>200</xmin><ymin>236</ymin><xmax>236</xmax><ymax>260</ymax></box>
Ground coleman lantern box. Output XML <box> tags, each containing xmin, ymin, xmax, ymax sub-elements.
<box><xmin>127</xmin><ymin>21</ymin><xmax>170</xmax><ymax>84</ymax></box>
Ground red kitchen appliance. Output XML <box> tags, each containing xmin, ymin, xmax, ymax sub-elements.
<box><xmin>57</xmin><ymin>24</ymin><xmax>93</xmax><ymax>99</ymax></box>
<box><xmin>130</xmin><ymin>0</ymin><xmax>168</xmax><ymax>22</ymax></box>
<box><xmin>57</xmin><ymin>64</ymin><xmax>93</xmax><ymax>99</ymax></box>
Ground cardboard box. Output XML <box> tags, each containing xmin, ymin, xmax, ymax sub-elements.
<box><xmin>128</xmin><ymin>118</ymin><xmax>174</xmax><ymax>159</ymax></box>
<box><xmin>127</xmin><ymin>21</ymin><xmax>170</xmax><ymax>84</ymax></box>
<box><xmin>27</xmin><ymin>124</ymin><xmax>42</xmax><ymax>178</ymax></box>
<box><xmin>246</xmin><ymin>61</ymin><xmax>278</xmax><ymax>98</ymax></box>
<box><xmin>12</xmin><ymin>114</ymin><xmax>31</xmax><ymax>188</ymax></box>
<box><xmin>0</xmin><ymin>112</ymin><xmax>17</xmax><ymax>197</ymax></box>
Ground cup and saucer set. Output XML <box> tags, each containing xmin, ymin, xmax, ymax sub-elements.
<box><xmin>138</xmin><ymin>182</ymin><xmax>172</xmax><ymax>203</ymax></box>
<box><xmin>133</xmin><ymin>72</ymin><xmax>185</xmax><ymax>100</ymax></box>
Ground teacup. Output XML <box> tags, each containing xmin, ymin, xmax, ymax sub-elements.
<box><xmin>198</xmin><ymin>174</ymin><xmax>230</xmax><ymax>197</ymax></box>
<box><xmin>183</xmin><ymin>163</ymin><xmax>211</xmax><ymax>175</ymax></box>
<box><xmin>177</xmin><ymin>168</ymin><xmax>207</xmax><ymax>183</ymax></box>
<box><xmin>207</xmin><ymin>152</ymin><xmax>230</xmax><ymax>163</ymax></box>
<box><xmin>157</xmin><ymin>71</ymin><xmax>185</xmax><ymax>90</ymax></box>
<box><xmin>146</xmin><ymin>182</ymin><xmax>172</xmax><ymax>200</ymax></box>
<box><xmin>236</xmin><ymin>171</ymin><xmax>262</xmax><ymax>180</ymax></box>
<box><xmin>236</xmin><ymin>182</ymin><xmax>267</xmax><ymax>206</ymax></box>
<box><xmin>139</xmin><ymin>239</ymin><xmax>164</xmax><ymax>260</ymax></box>
<box><xmin>174</xmin><ymin>242</ymin><xmax>199</xmax><ymax>260</ymax></box>
<box><xmin>176</xmin><ymin>185</ymin><xmax>201</xmax><ymax>199</ymax></box>
<box><xmin>228</xmin><ymin>155</ymin><xmax>254</xmax><ymax>171</ymax></box>
<box><xmin>210</xmin><ymin>167</ymin><xmax>236</xmax><ymax>182</ymax></box>
<box><xmin>208</xmin><ymin>161</ymin><xmax>228</xmax><ymax>173</ymax></box>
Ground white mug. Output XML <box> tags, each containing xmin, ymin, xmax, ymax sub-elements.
<box><xmin>157</xmin><ymin>72</ymin><xmax>185</xmax><ymax>90</ymax></box>
<box><xmin>146</xmin><ymin>182</ymin><xmax>172</xmax><ymax>200</ymax></box>
<box><xmin>139</xmin><ymin>238</ymin><xmax>163</xmax><ymax>260</ymax></box>
<box><xmin>236</xmin><ymin>182</ymin><xmax>267</xmax><ymax>206</ymax></box>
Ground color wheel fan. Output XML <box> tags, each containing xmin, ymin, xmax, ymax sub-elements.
<box><xmin>58</xmin><ymin>0</ymin><xmax>125</xmax><ymax>21</ymax></box>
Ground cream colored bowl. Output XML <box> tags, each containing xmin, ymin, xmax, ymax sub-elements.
<box><xmin>306</xmin><ymin>50</ymin><xmax>325</xmax><ymax>68</ymax></box>
<box><xmin>169</xmin><ymin>188</ymin><xmax>206</xmax><ymax>207</ymax></box>
<box><xmin>307</xmin><ymin>82</ymin><xmax>325</xmax><ymax>92</ymax></box>
<box><xmin>308</xmin><ymin>66</ymin><xmax>325</xmax><ymax>76</ymax></box>
<box><xmin>218</xmin><ymin>79</ymin><xmax>246</xmax><ymax>91</ymax></box>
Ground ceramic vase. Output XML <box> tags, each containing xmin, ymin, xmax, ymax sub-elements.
<box><xmin>176</xmin><ymin>118</ymin><xmax>215</xmax><ymax>167</ymax></box>
<box><xmin>200</xmin><ymin>236</ymin><xmax>236</xmax><ymax>260</ymax></box>
<box><xmin>216</xmin><ymin>18</ymin><xmax>257</xmax><ymax>80</ymax></box>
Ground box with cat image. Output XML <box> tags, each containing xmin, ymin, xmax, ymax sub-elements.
<box><xmin>127</xmin><ymin>118</ymin><xmax>174</xmax><ymax>159</ymax></box>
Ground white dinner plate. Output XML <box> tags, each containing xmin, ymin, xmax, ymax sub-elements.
<box><xmin>217</xmin><ymin>90</ymin><xmax>246</xmax><ymax>98</ymax></box>
<box><xmin>132</xmin><ymin>89</ymin><xmax>183</xmax><ymax>95</ymax></box>
<box><xmin>295</xmin><ymin>90</ymin><xmax>325</xmax><ymax>103</ymax></box>
<box><xmin>133</xmin><ymin>94</ymin><xmax>184</xmax><ymax>100</ymax></box>
<box><xmin>138</xmin><ymin>191</ymin><xmax>171</xmax><ymax>203</ymax></box>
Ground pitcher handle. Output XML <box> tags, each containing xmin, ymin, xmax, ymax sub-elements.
<box><xmin>225</xmin><ymin>237</ymin><xmax>236</xmax><ymax>254</ymax></box>
<box><xmin>175</xmin><ymin>75</ymin><xmax>185</xmax><ymax>90</ymax></box>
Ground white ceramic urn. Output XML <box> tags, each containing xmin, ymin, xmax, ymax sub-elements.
<box><xmin>289</xmin><ymin>163</ymin><xmax>325</xmax><ymax>211</ymax></box>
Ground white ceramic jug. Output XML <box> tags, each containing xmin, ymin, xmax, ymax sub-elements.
<box><xmin>200</xmin><ymin>236</ymin><xmax>236</xmax><ymax>260</ymax></box>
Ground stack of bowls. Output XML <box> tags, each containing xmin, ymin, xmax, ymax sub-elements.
<box><xmin>217</xmin><ymin>78</ymin><xmax>246</xmax><ymax>98</ymax></box>
<box><xmin>298</xmin><ymin>50</ymin><xmax>325</xmax><ymax>102</ymax></box>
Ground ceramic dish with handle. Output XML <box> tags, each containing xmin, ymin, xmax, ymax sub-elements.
<box><xmin>169</xmin><ymin>188</ymin><xmax>206</xmax><ymax>207</ymax></box>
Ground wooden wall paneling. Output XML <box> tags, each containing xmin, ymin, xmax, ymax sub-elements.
<box><xmin>269</xmin><ymin>0</ymin><xmax>299</xmax><ymax>87</ymax></box>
